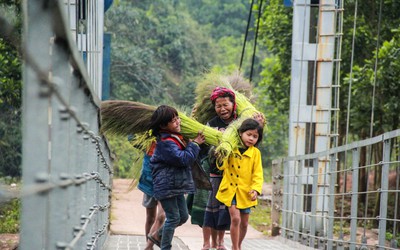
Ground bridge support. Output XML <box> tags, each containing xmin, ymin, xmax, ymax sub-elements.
<box><xmin>286</xmin><ymin>0</ymin><xmax>342</xmax><ymax>244</ymax></box>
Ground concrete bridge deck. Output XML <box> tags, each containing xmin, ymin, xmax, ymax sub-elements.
<box><xmin>104</xmin><ymin>179</ymin><xmax>305</xmax><ymax>250</ymax></box>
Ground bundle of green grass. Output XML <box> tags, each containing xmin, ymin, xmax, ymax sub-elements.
<box><xmin>100</xmin><ymin>70</ymin><xmax>265</xmax><ymax>161</ymax></box>
<box><xmin>100</xmin><ymin>100</ymin><xmax>222</xmax><ymax>146</ymax></box>
<box><xmin>191</xmin><ymin>70</ymin><xmax>265</xmax><ymax>160</ymax></box>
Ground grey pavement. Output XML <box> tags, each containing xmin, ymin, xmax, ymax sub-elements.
<box><xmin>103</xmin><ymin>234</ymin><xmax>306</xmax><ymax>250</ymax></box>
<box><xmin>103</xmin><ymin>179</ymin><xmax>306</xmax><ymax>250</ymax></box>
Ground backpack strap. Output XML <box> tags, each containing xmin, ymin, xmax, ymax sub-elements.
<box><xmin>162</xmin><ymin>134</ymin><xmax>186</xmax><ymax>150</ymax></box>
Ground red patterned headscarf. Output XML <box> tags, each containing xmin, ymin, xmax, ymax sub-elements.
<box><xmin>210</xmin><ymin>87</ymin><xmax>237</xmax><ymax>118</ymax></box>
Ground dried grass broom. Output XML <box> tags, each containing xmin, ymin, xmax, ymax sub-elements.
<box><xmin>100</xmin><ymin>100</ymin><xmax>222</xmax><ymax>147</ymax></box>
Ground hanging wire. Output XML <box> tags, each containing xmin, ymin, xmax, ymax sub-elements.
<box><xmin>344</xmin><ymin>1</ymin><xmax>358</xmax><ymax>156</ymax></box>
<box><xmin>369</xmin><ymin>0</ymin><xmax>383</xmax><ymax>140</ymax></box>
<box><xmin>239</xmin><ymin>0</ymin><xmax>255</xmax><ymax>71</ymax></box>
<box><xmin>328</xmin><ymin>0</ymin><xmax>344</xmax><ymax>245</ymax></box>
<box><xmin>362</xmin><ymin>0</ymin><xmax>383</xmax><ymax>242</ymax></box>
<box><xmin>305</xmin><ymin>2</ymin><xmax>321</xmax><ymax>241</ymax></box>
<box><xmin>332</xmin><ymin>0</ymin><xmax>344</xmax><ymax>150</ymax></box>
<box><xmin>249</xmin><ymin>0</ymin><xmax>264</xmax><ymax>82</ymax></box>
<box><xmin>341</xmin><ymin>0</ymin><xmax>358</xmax><ymax>239</ymax></box>
<box><xmin>393</xmin><ymin>138</ymin><xmax>400</xmax><ymax>247</ymax></box>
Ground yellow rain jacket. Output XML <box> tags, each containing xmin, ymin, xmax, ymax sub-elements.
<box><xmin>216</xmin><ymin>146</ymin><xmax>264</xmax><ymax>209</ymax></box>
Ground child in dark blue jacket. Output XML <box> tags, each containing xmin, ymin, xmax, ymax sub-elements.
<box><xmin>148</xmin><ymin>105</ymin><xmax>205</xmax><ymax>250</ymax></box>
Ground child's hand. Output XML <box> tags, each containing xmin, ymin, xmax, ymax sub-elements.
<box><xmin>193</xmin><ymin>131</ymin><xmax>205</xmax><ymax>145</ymax></box>
<box><xmin>248</xmin><ymin>190</ymin><xmax>258</xmax><ymax>201</ymax></box>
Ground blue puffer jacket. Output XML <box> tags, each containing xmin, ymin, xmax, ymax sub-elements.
<box><xmin>150</xmin><ymin>132</ymin><xmax>200</xmax><ymax>200</ymax></box>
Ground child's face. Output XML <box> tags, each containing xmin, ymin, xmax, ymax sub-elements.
<box><xmin>240</xmin><ymin>129</ymin><xmax>259</xmax><ymax>148</ymax></box>
<box><xmin>161</xmin><ymin>116</ymin><xmax>181</xmax><ymax>133</ymax></box>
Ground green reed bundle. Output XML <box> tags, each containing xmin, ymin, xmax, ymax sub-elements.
<box><xmin>235</xmin><ymin>91</ymin><xmax>262</xmax><ymax>118</ymax></box>
<box><xmin>179</xmin><ymin>113</ymin><xmax>222</xmax><ymax>146</ymax></box>
<box><xmin>189</xmin><ymin>70</ymin><xmax>264</xmax><ymax>161</ymax></box>
<box><xmin>214</xmin><ymin>90</ymin><xmax>266</xmax><ymax>161</ymax></box>
<box><xmin>100</xmin><ymin>100</ymin><xmax>222</xmax><ymax>146</ymax></box>
<box><xmin>192</xmin><ymin>70</ymin><xmax>253</xmax><ymax>124</ymax></box>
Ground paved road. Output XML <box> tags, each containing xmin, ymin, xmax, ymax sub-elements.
<box><xmin>103</xmin><ymin>179</ymin><xmax>303</xmax><ymax>250</ymax></box>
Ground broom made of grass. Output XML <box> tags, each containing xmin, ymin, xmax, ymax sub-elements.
<box><xmin>100</xmin><ymin>100</ymin><xmax>222</xmax><ymax>147</ymax></box>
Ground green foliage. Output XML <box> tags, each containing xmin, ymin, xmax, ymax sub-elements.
<box><xmin>0</xmin><ymin>198</ymin><xmax>20</xmax><ymax>233</ymax></box>
<box><xmin>255</xmin><ymin>0</ymin><xmax>292</xmax><ymax>164</ymax></box>
<box><xmin>105</xmin><ymin>0</ymin><xmax>215</xmax><ymax>107</ymax></box>
<box><xmin>0</xmin><ymin>36</ymin><xmax>22</xmax><ymax>177</ymax></box>
<box><xmin>258</xmin><ymin>0</ymin><xmax>292</xmax><ymax>76</ymax></box>
<box><xmin>385</xmin><ymin>232</ymin><xmax>400</xmax><ymax>242</ymax></box>
<box><xmin>263</xmin><ymin>165</ymin><xmax>272</xmax><ymax>183</ymax></box>
<box><xmin>249</xmin><ymin>199</ymin><xmax>272</xmax><ymax>236</ymax></box>
<box><xmin>339</xmin><ymin>0</ymin><xmax>400</xmax><ymax>142</ymax></box>
<box><xmin>344</xmin><ymin>29</ymin><xmax>400</xmax><ymax>137</ymax></box>
<box><xmin>214</xmin><ymin>36</ymin><xmax>250</xmax><ymax>73</ymax></box>
<box><xmin>186</xmin><ymin>0</ymin><xmax>250</xmax><ymax>40</ymax></box>
<box><xmin>333</xmin><ymin>221</ymin><xmax>350</xmax><ymax>236</ymax></box>
<box><xmin>105</xmin><ymin>0</ymin><xmax>267</xmax><ymax>106</ymax></box>
<box><xmin>107</xmin><ymin>134</ymin><xmax>142</xmax><ymax>179</ymax></box>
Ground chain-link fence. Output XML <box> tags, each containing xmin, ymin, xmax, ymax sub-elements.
<box><xmin>272</xmin><ymin>129</ymin><xmax>400</xmax><ymax>249</ymax></box>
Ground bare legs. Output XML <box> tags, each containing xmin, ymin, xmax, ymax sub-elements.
<box><xmin>228</xmin><ymin>205</ymin><xmax>249</xmax><ymax>250</ymax></box>
<box><xmin>145</xmin><ymin>202</ymin><xmax>165</xmax><ymax>250</ymax></box>
<box><xmin>202</xmin><ymin>227</ymin><xmax>226</xmax><ymax>249</ymax></box>
<box><xmin>202</xmin><ymin>226</ymin><xmax>211</xmax><ymax>249</ymax></box>
<box><xmin>217</xmin><ymin>229</ymin><xmax>226</xmax><ymax>249</ymax></box>
<box><xmin>210</xmin><ymin>228</ymin><xmax>226</xmax><ymax>249</ymax></box>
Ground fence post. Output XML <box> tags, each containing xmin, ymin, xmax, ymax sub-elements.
<box><xmin>281</xmin><ymin>160</ymin><xmax>290</xmax><ymax>238</ymax></box>
<box><xmin>271</xmin><ymin>159</ymin><xmax>283</xmax><ymax>236</ymax></box>
<box><xmin>327</xmin><ymin>153</ymin><xmax>337</xmax><ymax>249</ymax></box>
<box><xmin>349</xmin><ymin>148</ymin><xmax>360</xmax><ymax>250</ymax></box>
<box><xmin>378</xmin><ymin>139</ymin><xmax>391</xmax><ymax>248</ymax></box>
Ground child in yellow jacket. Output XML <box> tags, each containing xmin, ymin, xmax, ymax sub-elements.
<box><xmin>216</xmin><ymin>118</ymin><xmax>264</xmax><ymax>250</ymax></box>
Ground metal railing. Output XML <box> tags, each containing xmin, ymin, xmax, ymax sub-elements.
<box><xmin>64</xmin><ymin>0</ymin><xmax>105</xmax><ymax>98</ymax></box>
<box><xmin>14</xmin><ymin>1</ymin><xmax>113</xmax><ymax>249</ymax></box>
<box><xmin>272</xmin><ymin>129</ymin><xmax>400</xmax><ymax>249</ymax></box>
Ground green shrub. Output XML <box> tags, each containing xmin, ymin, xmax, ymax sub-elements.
<box><xmin>0</xmin><ymin>198</ymin><xmax>20</xmax><ymax>233</ymax></box>
<box><xmin>249</xmin><ymin>199</ymin><xmax>272</xmax><ymax>236</ymax></box>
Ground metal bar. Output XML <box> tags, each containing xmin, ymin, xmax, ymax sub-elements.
<box><xmin>327</xmin><ymin>154</ymin><xmax>337</xmax><ymax>249</ymax></box>
<box><xmin>378</xmin><ymin>139</ymin><xmax>391</xmax><ymax>248</ymax></box>
<box><xmin>349</xmin><ymin>148</ymin><xmax>360</xmax><ymax>250</ymax></box>
<box><xmin>293</xmin><ymin>160</ymin><xmax>302</xmax><ymax>242</ymax></box>
<box><xmin>309</xmin><ymin>158</ymin><xmax>318</xmax><ymax>247</ymax></box>
<box><xmin>21</xmin><ymin>1</ymin><xmax>55</xmax><ymax>248</ymax></box>
<box><xmin>285</xmin><ymin>129</ymin><xmax>400</xmax><ymax>162</ymax></box>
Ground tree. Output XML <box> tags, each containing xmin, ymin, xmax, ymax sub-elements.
<box><xmin>105</xmin><ymin>1</ymin><xmax>215</xmax><ymax>107</ymax></box>
<box><xmin>0</xmin><ymin>0</ymin><xmax>22</xmax><ymax>177</ymax></box>
<box><xmin>255</xmin><ymin>0</ymin><xmax>292</xmax><ymax>164</ymax></box>
<box><xmin>339</xmin><ymin>0</ymin><xmax>400</xmax><ymax>142</ymax></box>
